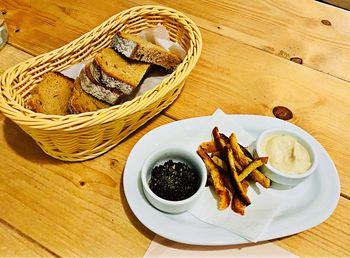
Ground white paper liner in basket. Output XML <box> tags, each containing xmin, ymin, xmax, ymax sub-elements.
<box><xmin>61</xmin><ymin>24</ymin><xmax>185</xmax><ymax>98</ymax></box>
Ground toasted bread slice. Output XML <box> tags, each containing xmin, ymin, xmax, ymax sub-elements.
<box><xmin>93</xmin><ymin>48</ymin><xmax>151</xmax><ymax>95</ymax></box>
<box><xmin>69</xmin><ymin>76</ymin><xmax>110</xmax><ymax>114</ymax></box>
<box><xmin>26</xmin><ymin>72</ymin><xmax>73</xmax><ymax>115</ymax></box>
<box><xmin>79</xmin><ymin>64</ymin><xmax>126</xmax><ymax>105</ymax></box>
<box><xmin>111</xmin><ymin>32</ymin><xmax>181</xmax><ymax>70</ymax></box>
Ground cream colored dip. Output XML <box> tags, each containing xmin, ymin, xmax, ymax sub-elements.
<box><xmin>262</xmin><ymin>134</ymin><xmax>311</xmax><ymax>174</ymax></box>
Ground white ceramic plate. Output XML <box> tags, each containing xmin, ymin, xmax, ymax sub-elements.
<box><xmin>123</xmin><ymin>115</ymin><xmax>340</xmax><ymax>245</ymax></box>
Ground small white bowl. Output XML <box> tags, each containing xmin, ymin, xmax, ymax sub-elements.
<box><xmin>141</xmin><ymin>147</ymin><xmax>207</xmax><ymax>213</ymax></box>
<box><xmin>255</xmin><ymin>128</ymin><xmax>318</xmax><ymax>186</ymax></box>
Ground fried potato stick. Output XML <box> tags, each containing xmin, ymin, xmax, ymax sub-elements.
<box><xmin>213</xmin><ymin>155</ymin><xmax>268</xmax><ymax>185</ymax></box>
<box><xmin>229</xmin><ymin>133</ymin><xmax>271</xmax><ymax>188</ymax></box>
<box><xmin>197</xmin><ymin>147</ymin><xmax>230</xmax><ymax>210</ymax></box>
<box><xmin>232</xmin><ymin>180</ymin><xmax>250</xmax><ymax>215</ymax></box>
<box><xmin>220</xmin><ymin>133</ymin><xmax>230</xmax><ymax>143</ymax></box>
<box><xmin>212</xmin><ymin>127</ymin><xmax>226</xmax><ymax>153</ymax></box>
<box><xmin>211</xmin><ymin>156</ymin><xmax>228</xmax><ymax>171</ymax></box>
<box><xmin>225</xmin><ymin>144</ymin><xmax>251</xmax><ymax>206</ymax></box>
<box><xmin>229</xmin><ymin>133</ymin><xmax>248</xmax><ymax>166</ymax></box>
<box><xmin>208</xmin><ymin>156</ymin><xmax>234</xmax><ymax>192</ymax></box>
<box><xmin>199</xmin><ymin>140</ymin><xmax>218</xmax><ymax>153</ymax></box>
<box><xmin>250</xmin><ymin>170</ymin><xmax>271</xmax><ymax>188</ymax></box>
<box><xmin>239</xmin><ymin>143</ymin><xmax>253</xmax><ymax>159</ymax></box>
<box><xmin>214</xmin><ymin>128</ymin><xmax>242</xmax><ymax>170</ymax></box>
<box><xmin>238</xmin><ymin>157</ymin><xmax>268</xmax><ymax>182</ymax></box>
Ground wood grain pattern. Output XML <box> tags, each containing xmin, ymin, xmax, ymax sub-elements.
<box><xmin>0</xmin><ymin>221</ymin><xmax>53</xmax><ymax>257</ymax></box>
<box><xmin>0</xmin><ymin>113</ymin><xmax>175</xmax><ymax>256</ymax></box>
<box><xmin>276</xmin><ymin>196</ymin><xmax>350</xmax><ymax>256</ymax></box>
<box><xmin>0</xmin><ymin>0</ymin><xmax>136</xmax><ymax>55</ymax></box>
<box><xmin>320</xmin><ymin>0</ymin><xmax>350</xmax><ymax>10</ymax></box>
<box><xmin>0</xmin><ymin>44</ymin><xmax>32</xmax><ymax>74</ymax></box>
<box><xmin>0</xmin><ymin>1</ymin><xmax>350</xmax><ymax>256</ymax></box>
<box><xmin>3</xmin><ymin>0</ymin><xmax>350</xmax><ymax>80</ymax></box>
<box><xmin>128</xmin><ymin>0</ymin><xmax>350</xmax><ymax>82</ymax></box>
<box><xmin>1</xmin><ymin>103</ymin><xmax>348</xmax><ymax>257</ymax></box>
<box><xmin>165</xmin><ymin>28</ymin><xmax>350</xmax><ymax>197</ymax></box>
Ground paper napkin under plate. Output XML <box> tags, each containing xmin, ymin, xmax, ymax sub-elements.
<box><xmin>188</xmin><ymin>109</ymin><xmax>283</xmax><ymax>242</ymax></box>
<box><xmin>144</xmin><ymin>235</ymin><xmax>297</xmax><ymax>257</ymax></box>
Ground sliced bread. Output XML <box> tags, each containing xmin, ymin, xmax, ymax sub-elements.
<box><xmin>79</xmin><ymin>63</ymin><xmax>125</xmax><ymax>105</ymax></box>
<box><xmin>26</xmin><ymin>72</ymin><xmax>73</xmax><ymax>115</ymax></box>
<box><xmin>111</xmin><ymin>32</ymin><xmax>182</xmax><ymax>71</ymax></box>
<box><xmin>93</xmin><ymin>48</ymin><xmax>151</xmax><ymax>95</ymax></box>
<box><xmin>69</xmin><ymin>76</ymin><xmax>110</xmax><ymax>114</ymax></box>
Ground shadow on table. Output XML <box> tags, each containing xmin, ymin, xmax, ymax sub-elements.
<box><xmin>119</xmin><ymin>171</ymin><xmax>156</xmax><ymax>241</ymax></box>
<box><xmin>118</xmin><ymin>163</ymin><xmax>276</xmax><ymax>250</ymax></box>
<box><xmin>3</xmin><ymin>117</ymin><xmax>60</xmax><ymax>164</ymax></box>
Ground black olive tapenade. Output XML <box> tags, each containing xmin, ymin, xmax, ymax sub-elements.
<box><xmin>148</xmin><ymin>160</ymin><xmax>200</xmax><ymax>201</ymax></box>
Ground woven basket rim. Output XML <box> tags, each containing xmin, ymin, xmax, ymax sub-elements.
<box><xmin>0</xmin><ymin>5</ymin><xmax>202</xmax><ymax>129</ymax></box>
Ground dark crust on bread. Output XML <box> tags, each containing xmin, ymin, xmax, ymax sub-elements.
<box><xmin>68</xmin><ymin>77</ymin><xmax>110</xmax><ymax>114</ymax></box>
<box><xmin>84</xmin><ymin>62</ymin><xmax>124</xmax><ymax>95</ymax></box>
<box><xmin>93</xmin><ymin>49</ymin><xmax>150</xmax><ymax>95</ymax></box>
<box><xmin>111</xmin><ymin>32</ymin><xmax>181</xmax><ymax>70</ymax></box>
<box><xmin>79</xmin><ymin>67</ymin><xmax>125</xmax><ymax>105</ymax></box>
<box><xmin>92</xmin><ymin>58</ymin><xmax>134</xmax><ymax>94</ymax></box>
<box><xmin>85</xmin><ymin>62</ymin><xmax>100</xmax><ymax>85</ymax></box>
<box><xmin>132</xmin><ymin>45</ymin><xmax>181</xmax><ymax>71</ymax></box>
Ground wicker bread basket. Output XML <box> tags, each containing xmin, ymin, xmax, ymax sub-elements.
<box><xmin>0</xmin><ymin>5</ymin><xmax>202</xmax><ymax>161</ymax></box>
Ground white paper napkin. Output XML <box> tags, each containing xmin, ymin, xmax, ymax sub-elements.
<box><xmin>188</xmin><ymin>109</ymin><xmax>282</xmax><ymax>242</ymax></box>
<box><xmin>136</xmin><ymin>75</ymin><xmax>169</xmax><ymax>97</ymax></box>
<box><xmin>61</xmin><ymin>61</ymin><xmax>88</xmax><ymax>79</ymax></box>
<box><xmin>138</xmin><ymin>24</ymin><xmax>187</xmax><ymax>60</ymax></box>
<box><xmin>144</xmin><ymin>235</ymin><xmax>297</xmax><ymax>257</ymax></box>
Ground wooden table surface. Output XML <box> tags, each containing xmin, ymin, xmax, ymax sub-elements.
<box><xmin>1</xmin><ymin>0</ymin><xmax>350</xmax><ymax>256</ymax></box>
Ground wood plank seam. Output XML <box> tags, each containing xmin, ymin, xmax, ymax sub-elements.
<box><xmin>4</xmin><ymin>4</ymin><xmax>350</xmax><ymax>85</ymax></box>
<box><xmin>317</xmin><ymin>0</ymin><xmax>350</xmax><ymax>11</ymax></box>
<box><xmin>0</xmin><ymin>217</ymin><xmax>59</xmax><ymax>257</ymax></box>
<box><xmin>340</xmin><ymin>193</ymin><xmax>350</xmax><ymax>200</ymax></box>
<box><xmin>3</xmin><ymin>31</ymin><xmax>349</xmax><ymax>200</ymax></box>
<box><xmin>123</xmin><ymin>0</ymin><xmax>350</xmax><ymax>83</ymax></box>
<box><xmin>198</xmin><ymin>26</ymin><xmax>350</xmax><ymax>84</ymax></box>
<box><xmin>162</xmin><ymin>112</ymin><xmax>178</xmax><ymax>122</ymax></box>
<box><xmin>5</xmin><ymin>42</ymin><xmax>37</xmax><ymax>59</ymax></box>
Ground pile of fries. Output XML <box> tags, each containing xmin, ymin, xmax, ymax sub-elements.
<box><xmin>197</xmin><ymin>127</ymin><xmax>270</xmax><ymax>215</ymax></box>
